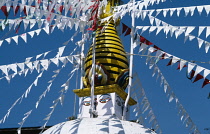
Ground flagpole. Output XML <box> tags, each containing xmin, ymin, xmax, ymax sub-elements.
<box><xmin>90</xmin><ymin>36</ymin><xmax>96</xmax><ymax>118</ymax></box>
<box><xmin>122</xmin><ymin>0</ymin><xmax>135</xmax><ymax>120</ymax></box>
<box><xmin>78</xmin><ymin>33</ymin><xmax>85</xmax><ymax>116</ymax></box>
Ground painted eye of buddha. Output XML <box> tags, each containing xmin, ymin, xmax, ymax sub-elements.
<box><xmin>99</xmin><ymin>98</ymin><xmax>111</xmax><ymax>103</ymax></box>
<box><xmin>99</xmin><ymin>94</ymin><xmax>111</xmax><ymax>103</ymax></box>
<box><xmin>82</xmin><ymin>97</ymin><xmax>91</xmax><ymax>106</ymax></box>
<box><xmin>83</xmin><ymin>101</ymin><xmax>91</xmax><ymax>106</ymax></box>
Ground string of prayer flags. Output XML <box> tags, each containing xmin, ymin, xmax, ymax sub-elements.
<box><xmin>136</xmin><ymin>39</ymin><xmax>210</xmax><ymax>89</ymax></box>
<box><xmin>131</xmin><ymin>73</ymin><xmax>162</xmax><ymax>133</ymax></box>
<box><xmin>40</xmin><ymin>69</ymin><xmax>76</xmax><ymax>132</ymax></box>
<box><xmin>35</xmin><ymin>51</ymin><xmax>76</xmax><ymax>110</ymax></box>
<box><xmin>122</xmin><ymin>23</ymin><xmax>153</xmax><ymax>47</ymax></box>
<box><xmin>147</xmin><ymin>16</ymin><xmax>210</xmax><ymax>53</ymax></box>
<box><xmin>0</xmin><ymin>56</ymin><xmax>66</xmax><ymax>78</ymax></box>
<box><xmin>137</xmin><ymin>5</ymin><xmax>210</xmax><ymax>18</ymax></box>
<box><xmin>150</xmin><ymin>64</ymin><xmax>201</xmax><ymax>134</ymax></box>
<box><xmin>0</xmin><ymin>6</ymin><xmax>90</xmax><ymax>35</ymax></box>
<box><xmin>0</xmin><ymin>52</ymin><xmax>78</xmax><ymax>125</ymax></box>
<box><xmin>17</xmin><ymin>110</ymin><xmax>32</xmax><ymax>134</ymax></box>
<box><xmin>0</xmin><ymin>70</ymin><xmax>44</xmax><ymax>124</ymax></box>
<box><xmin>0</xmin><ymin>98</ymin><xmax>20</xmax><ymax>124</ymax></box>
<box><xmin>187</xmin><ymin>70</ymin><xmax>210</xmax><ymax>88</ymax></box>
<box><xmin>0</xmin><ymin>45</ymin><xmax>79</xmax><ymax>85</ymax></box>
<box><xmin>0</xmin><ymin>1</ymin><xmax>84</xmax><ymax>19</ymax></box>
<box><xmin>35</xmin><ymin>68</ymin><xmax>61</xmax><ymax>109</ymax></box>
<box><xmin>114</xmin><ymin>0</ymin><xmax>165</xmax><ymax>15</ymax></box>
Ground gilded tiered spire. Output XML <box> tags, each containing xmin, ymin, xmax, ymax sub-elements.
<box><xmin>83</xmin><ymin>22</ymin><xmax>129</xmax><ymax>89</ymax></box>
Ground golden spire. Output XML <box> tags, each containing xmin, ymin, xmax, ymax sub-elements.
<box><xmin>73</xmin><ymin>0</ymin><xmax>137</xmax><ymax>106</ymax></box>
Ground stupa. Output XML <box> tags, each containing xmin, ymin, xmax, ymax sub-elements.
<box><xmin>43</xmin><ymin>0</ymin><xmax>156</xmax><ymax>133</ymax></box>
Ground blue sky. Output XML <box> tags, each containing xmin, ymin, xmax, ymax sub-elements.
<box><xmin>0</xmin><ymin>0</ymin><xmax>210</xmax><ymax>134</ymax></box>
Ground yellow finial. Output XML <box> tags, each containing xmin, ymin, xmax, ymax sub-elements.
<box><xmin>100</xmin><ymin>0</ymin><xmax>121</xmax><ymax>19</ymax></box>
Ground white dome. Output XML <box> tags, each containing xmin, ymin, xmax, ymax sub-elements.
<box><xmin>43</xmin><ymin>118</ymin><xmax>156</xmax><ymax>134</ymax></box>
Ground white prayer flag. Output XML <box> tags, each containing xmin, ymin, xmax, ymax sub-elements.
<box><xmin>197</xmin><ymin>38</ymin><xmax>204</xmax><ymax>48</ymax></box>
<box><xmin>197</xmin><ymin>6</ymin><xmax>203</xmax><ymax>15</ymax></box>
<box><xmin>179</xmin><ymin>60</ymin><xmax>187</xmax><ymax>71</ymax></box>
<box><xmin>189</xmin><ymin>6</ymin><xmax>196</xmax><ymax>16</ymax></box>
<box><xmin>189</xmin><ymin>35</ymin><xmax>195</xmax><ymax>41</ymax></box>
<box><xmin>43</xmin><ymin>26</ymin><xmax>50</xmax><ymax>34</ymax></box>
<box><xmin>171</xmin><ymin>56</ymin><xmax>179</xmax><ymax>65</ymax></box>
<box><xmin>170</xmin><ymin>8</ymin><xmax>175</xmax><ymax>16</ymax></box>
<box><xmin>29</xmin><ymin>19</ymin><xmax>36</xmax><ymax>29</ymax></box>
<box><xmin>36</xmin><ymin>54</ymin><xmax>43</xmax><ymax>60</ymax></box>
<box><xmin>204</xmin><ymin>5</ymin><xmax>210</xmax><ymax>16</ymax></box>
<box><xmin>23</xmin><ymin>19</ymin><xmax>30</xmax><ymax>30</ymax></box>
<box><xmin>206</xmin><ymin>27</ymin><xmax>210</xmax><ymax>38</ymax></box>
<box><xmin>35</xmin><ymin>29</ymin><xmax>42</xmax><ymax>36</ymax></box>
<box><xmin>12</xmin><ymin>35</ymin><xmax>19</xmax><ymax>44</ymax></box>
<box><xmin>33</xmin><ymin>78</ymin><xmax>38</xmax><ymax>86</ymax></box>
<box><xmin>187</xmin><ymin>62</ymin><xmax>196</xmax><ymax>74</ymax></box>
<box><xmin>0</xmin><ymin>40</ymin><xmax>3</xmax><ymax>46</ymax></box>
<box><xmin>58</xmin><ymin>46</ymin><xmax>66</xmax><ymax>57</ymax></box>
<box><xmin>198</xmin><ymin>26</ymin><xmax>205</xmax><ymax>37</ymax></box>
<box><xmin>28</xmin><ymin>31</ymin><xmax>35</xmax><ymax>38</ymax></box>
<box><xmin>205</xmin><ymin>41</ymin><xmax>210</xmax><ymax>53</ymax></box>
<box><xmin>194</xmin><ymin>65</ymin><xmax>204</xmax><ymax>77</ymax></box>
<box><xmin>0</xmin><ymin>65</ymin><xmax>8</xmax><ymax>76</ymax></box>
<box><xmin>156</xmin><ymin>27</ymin><xmax>163</xmax><ymax>35</ymax></box>
<box><xmin>8</xmin><ymin>64</ymin><xmax>17</xmax><ymax>74</ymax></box>
<box><xmin>162</xmin><ymin>9</ymin><xmax>168</xmax><ymax>17</ymax></box>
<box><xmin>148</xmin><ymin>15</ymin><xmax>155</xmax><ymax>25</ymax></box>
<box><xmin>40</xmin><ymin>59</ymin><xmax>50</xmax><ymax>70</ymax></box>
<box><xmin>176</xmin><ymin>8</ymin><xmax>182</xmax><ymax>17</ymax></box>
<box><xmin>139</xmin><ymin>43</ymin><xmax>148</xmax><ymax>53</ymax></box>
<box><xmin>50</xmin><ymin>58</ymin><xmax>59</xmax><ymax>66</ymax></box>
<box><xmin>149</xmin><ymin>26</ymin><xmax>157</xmax><ymax>33</ymax></box>
<box><xmin>5</xmin><ymin>37</ymin><xmax>11</xmax><ymax>44</ymax></box>
<box><xmin>185</xmin><ymin>26</ymin><xmax>195</xmax><ymax>36</ymax></box>
<box><xmin>184</xmin><ymin>7</ymin><xmax>190</xmax><ymax>16</ymax></box>
<box><xmin>20</xmin><ymin>33</ymin><xmax>27</xmax><ymax>43</ymax></box>
<box><xmin>155</xmin><ymin>18</ymin><xmax>161</xmax><ymax>26</ymax></box>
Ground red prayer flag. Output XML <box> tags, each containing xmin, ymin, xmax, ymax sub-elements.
<box><xmin>122</xmin><ymin>23</ymin><xmax>128</xmax><ymax>34</ymax></box>
<box><xmin>38</xmin><ymin>0</ymin><xmax>42</xmax><ymax>4</ymax></box>
<box><xmin>1</xmin><ymin>6</ymin><xmax>8</xmax><ymax>17</ymax></box>
<box><xmin>193</xmin><ymin>74</ymin><xmax>204</xmax><ymax>83</ymax></box>
<box><xmin>176</xmin><ymin>62</ymin><xmax>187</xmax><ymax>70</ymax></box>
<box><xmin>140</xmin><ymin>36</ymin><xmax>146</xmax><ymax>43</ymax></box>
<box><xmin>153</xmin><ymin>45</ymin><xmax>161</xmax><ymax>50</ymax></box>
<box><xmin>15</xmin><ymin>21</ymin><xmax>22</xmax><ymax>34</ymax></box>
<box><xmin>202</xmin><ymin>78</ymin><xmax>210</xmax><ymax>88</ymax></box>
<box><xmin>87</xmin><ymin>1</ymin><xmax>99</xmax><ymax>31</ymax></box>
<box><xmin>140</xmin><ymin>36</ymin><xmax>153</xmax><ymax>45</ymax></box>
<box><xmin>47</xmin><ymin>14</ymin><xmax>52</xmax><ymax>21</ymax></box>
<box><xmin>91</xmin><ymin>3</ymin><xmax>99</xmax><ymax>14</ymax></box>
<box><xmin>125</xmin><ymin>27</ymin><xmax>131</xmax><ymax>36</ymax></box>
<box><xmin>167</xmin><ymin>59</ymin><xmax>172</xmax><ymax>66</ymax></box>
<box><xmin>14</xmin><ymin>6</ymin><xmax>20</xmax><ymax>16</ymax></box>
<box><xmin>23</xmin><ymin>6</ymin><xmax>27</xmax><ymax>16</ymax></box>
<box><xmin>189</xmin><ymin>70</ymin><xmax>195</xmax><ymax>80</ymax></box>
<box><xmin>59</xmin><ymin>6</ymin><xmax>64</xmax><ymax>13</ymax></box>
<box><xmin>160</xmin><ymin>53</ymin><xmax>166</xmax><ymax>60</ymax></box>
<box><xmin>145</xmin><ymin>40</ymin><xmax>153</xmax><ymax>45</ymax></box>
